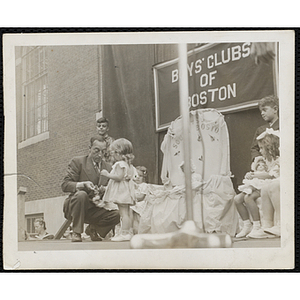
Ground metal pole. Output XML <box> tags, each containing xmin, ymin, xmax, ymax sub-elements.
<box><xmin>178</xmin><ymin>43</ymin><xmax>193</xmax><ymax>220</ymax></box>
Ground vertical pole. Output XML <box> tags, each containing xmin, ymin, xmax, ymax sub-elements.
<box><xmin>18</xmin><ymin>187</ymin><xmax>27</xmax><ymax>241</ymax></box>
<box><xmin>178</xmin><ymin>44</ymin><xmax>193</xmax><ymax>220</ymax></box>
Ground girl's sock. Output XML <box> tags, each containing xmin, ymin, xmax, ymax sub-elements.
<box><xmin>243</xmin><ymin>219</ymin><xmax>252</xmax><ymax>227</ymax></box>
<box><xmin>252</xmin><ymin>221</ymin><xmax>261</xmax><ymax>229</ymax></box>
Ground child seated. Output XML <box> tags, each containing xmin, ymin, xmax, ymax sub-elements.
<box><xmin>234</xmin><ymin>156</ymin><xmax>271</xmax><ymax>238</ymax></box>
<box><xmin>130</xmin><ymin>166</ymin><xmax>149</xmax><ymax>234</ymax></box>
<box><xmin>235</xmin><ymin>128</ymin><xmax>280</xmax><ymax>239</ymax></box>
<box><xmin>259</xmin><ymin>129</ymin><xmax>280</xmax><ymax>237</ymax></box>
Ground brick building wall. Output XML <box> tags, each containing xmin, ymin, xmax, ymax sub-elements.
<box><xmin>17</xmin><ymin>45</ymin><xmax>100</xmax><ymax>202</ymax></box>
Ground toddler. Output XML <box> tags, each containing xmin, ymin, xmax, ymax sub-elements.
<box><xmin>131</xmin><ymin>166</ymin><xmax>149</xmax><ymax>234</ymax></box>
<box><xmin>100</xmin><ymin>138</ymin><xmax>136</xmax><ymax>241</ymax></box>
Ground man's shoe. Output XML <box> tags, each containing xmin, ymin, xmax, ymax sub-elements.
<box><xmin>72</xmin><ymin>232</ymin><xmax>82</xmax><ymax>242</ymax></box>
<box><xmin>85</xmin><ymin>225</ymin><xmax>102</xmax><ymax>241</ymax></box>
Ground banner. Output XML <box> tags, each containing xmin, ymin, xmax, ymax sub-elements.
<box><xmin>154</xmin><ymin>43</ymin><xmax>276</xmax><ymax>131</ymax></box>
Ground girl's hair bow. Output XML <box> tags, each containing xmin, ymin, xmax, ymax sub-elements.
<box><xmin>257</xmin><ymin>128</ymin><xmax>280</xmax><ymax>140</ymax></box>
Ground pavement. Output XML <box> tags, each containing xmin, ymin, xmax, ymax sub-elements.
<box><xmin>18</xmin><ymin>235</ymin><xmax>280</xmax><ymax>251</ymax></box>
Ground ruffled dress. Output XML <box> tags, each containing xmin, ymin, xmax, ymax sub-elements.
<box><xmin>130</xmin><ymin>182</ymin><xmax>149</xmax><ymax>215</ymax></box>
<box><xmin>238</xmin><ymin>157</ymin><xmax>280</xmax><ymax>195</ymax></box>
<box><xmin>103</xmin><ymin>161</ymin><xmax>137</xmax><ymax>208</ymax></box>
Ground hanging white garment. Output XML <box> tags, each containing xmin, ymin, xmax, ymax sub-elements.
<box><xmin>149</xmin><ymin>108</ymin><xmax>239</xmax><ymax>236</ymax></box>
<box><xmin>161</xmin><ymin>109</ymin><xmax>231</xmax><ymax>185</ymax></box>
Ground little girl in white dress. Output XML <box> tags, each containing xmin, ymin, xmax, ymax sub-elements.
<box><xmin>234</xmin><ymin>156</ymin><xmax>271</xmax><ymax>238</ymax></box>
<box><xmin>130</xmin><ymin>166</ymin><xmax>149</xmax><ymax>234</ymax></box>
<box><xmin>101</xmin><ymin>138</ymin><xmax>137</xmax><ymax>242</ymax></box>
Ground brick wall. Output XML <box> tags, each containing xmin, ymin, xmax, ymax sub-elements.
<box><xmin>17</xmin><ymin>45</ymin><xmax>100</xmax><ymax>201</ymax></box>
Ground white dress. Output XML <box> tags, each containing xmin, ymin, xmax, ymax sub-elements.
<box><xmin>131</xmin><ymin>182</ymin><xmax>149</xmax><ymax>215</ymax></box>
<box><xmin>103</xmin><ymin>161</ymin><xmax>137</xmax><ymax>206</ymax></box>
<box><xmin>238</xmin><ymin>157</ymin><xmax>280</xmax><ymax>195</ymax></box>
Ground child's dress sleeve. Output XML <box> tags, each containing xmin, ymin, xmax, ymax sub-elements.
<box><xmin>115</xmin><ymin>161</ymin><xmax>128</xmax><ymax>179</ymax></box>
<box><xmin>268</xmin><ymin>157</ymin><xmax>280</xmax><ymax>178</ymax></box>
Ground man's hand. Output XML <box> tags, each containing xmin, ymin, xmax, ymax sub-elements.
<box><xmin>76</xmin><ymin>181</ymin><xmax>95</xmax><ymax>191</ymax></box>
<box><xmin>84</xmin><ymin>181</ymin><xmax>95</xmax><ymax>191</ymax></box>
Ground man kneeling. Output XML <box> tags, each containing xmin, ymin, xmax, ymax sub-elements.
<box><xmin>61</xmin><ymin>136</ymin><xmax>120</xmax><ymax>242</ymax></box>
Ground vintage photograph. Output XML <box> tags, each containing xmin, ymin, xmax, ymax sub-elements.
<box><xmin>3</xmin><ymin>30</ymin><xmax>295</xmax><ymax>270</ymax></box>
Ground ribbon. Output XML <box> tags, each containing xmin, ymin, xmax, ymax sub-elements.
<box><xmin>256</xmin><ymin>128</ymin><xmax>280</xmax><ymax>140</ymax></box>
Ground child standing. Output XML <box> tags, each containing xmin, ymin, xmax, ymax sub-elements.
<box><xmin>100</xmin><ymin>138</ymin><xmax>136</xmax><ymax>241</ymax></box>
<box><xmin>250</xmin><ymin>95</ymin><xmax>279</xmax><ymax>162</ymax></box>
<box><xmin>96</xmin><ymin>117</ymin><xmax>115</xmax><ymax>163</ymax></box>
<box><xmin>131</xmin><ymin>166</ymin><xmax>149</xmax><ymax>234</ymax></box>
<box><xmin>235</xmin><ymin>129</ymin><xmax>280</xmax><ymax>238</ymax></box>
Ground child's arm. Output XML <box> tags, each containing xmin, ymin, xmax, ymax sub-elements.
<box><xmin>100</xmin><ymin>165</ymin><xmax>125</xmax><ymax>182</ymax></box>
<box><xmin>252</xmin><ymin>171</ymin><xmax>273</xmax><ymax>179</ymax></box>
<box><xmin>246</xmin><ymin>171</ymin><xmax>273</xmax><ymax>180</ymax></box>
<box><xmin>135</xmin><ymin>182</ymin><xmax>148</xmax><ymax>201</ymax></box>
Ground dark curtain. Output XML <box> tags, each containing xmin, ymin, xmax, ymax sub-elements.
<box><xmin>102</xmin><ymin>44</ymin><xmax>160</xmax><ymax>183</ymax></box>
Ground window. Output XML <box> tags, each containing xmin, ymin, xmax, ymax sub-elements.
<box><xmin>25</xmin><ymin>213</ymin><xmax>44</xmax><ymax>235</ymax></box>
<box><xmin>21</xmin><ymin>46</ymin><xmax>48</xmax><ymax>142</ymax></box>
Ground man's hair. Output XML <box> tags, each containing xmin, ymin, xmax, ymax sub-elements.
<box><xmin>96</xmin><ymin>117</ymin><xmax>109</xmax><ymax>126</ymax></box>
<box><xmin>35</xmin><ymin>218</ymin><xmax>46</xmax><ymax>230</ymax></box>
<box><xmin>258</xmin><ymin>95</ymin><xmax>279</xmax><ymax>110</ymax></box>
<box><xmin>90</xmin><ymin>135</ymin><xmax>106</xmax><ymax>147</ymax></box>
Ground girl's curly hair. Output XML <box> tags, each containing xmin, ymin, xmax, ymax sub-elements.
<box><xmin>258</xmin><ymin>134</ymin><xmax>280</xmax><ymax>161</ymax></box>
<box><xmin>111</xmin><ymin>138</ymin><xmax>135</xmax><ymax>165</ymax></box>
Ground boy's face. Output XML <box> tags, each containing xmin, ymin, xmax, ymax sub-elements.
<box><xmin>97</xmin><ymin>122</ymin><xmax>109</xmax><ymax>136</ymax></box>
<box><xmin>260</xmin><ymin>105</ymin><xmax>278</xmax><ymax>123</ymax></box>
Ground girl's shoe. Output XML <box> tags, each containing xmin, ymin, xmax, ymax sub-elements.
<box><xmin>247</xmin><ymin>227</ymin><xmax>276</xmax><ymax>239</ymax></box>
<box><xmin>111</xmin><ymin>233</ymin><xmax>132</xmax><ymax>242</ymax></box>
<box><xmin>264</xmin><ymin>226</ymin><xmax>281</xmax><ymax>237</ymax></box>
<box><xmin>236</xmin><ymin>225</ymin><xmax>252</xmax><ymax>238</ymax></box>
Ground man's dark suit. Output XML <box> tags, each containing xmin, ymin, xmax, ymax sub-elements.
<box><xmin>61</xmin><ymin>155</ymin><xmax>120</xmax><ymax>237</ymax></box>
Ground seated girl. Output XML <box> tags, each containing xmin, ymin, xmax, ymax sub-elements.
<box><xmin>234</xmin><ymin>156</ymin><xmax>273</xmax><ymax>238</ymax></box>
<box><xmin>130</xmin><ymin>166</ymin><xmax>149</xmax><ymax>234</ymax></box>
<box><xmin>235</xmin><ymin>128</ymin><xmax>280</xmax><ymax>239</ymax></box>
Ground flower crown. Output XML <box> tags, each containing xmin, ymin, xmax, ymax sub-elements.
<box><xmin>257</xmin><ymin>128</ymin><xmax>280</xmax><ymax>140</ymax></box>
